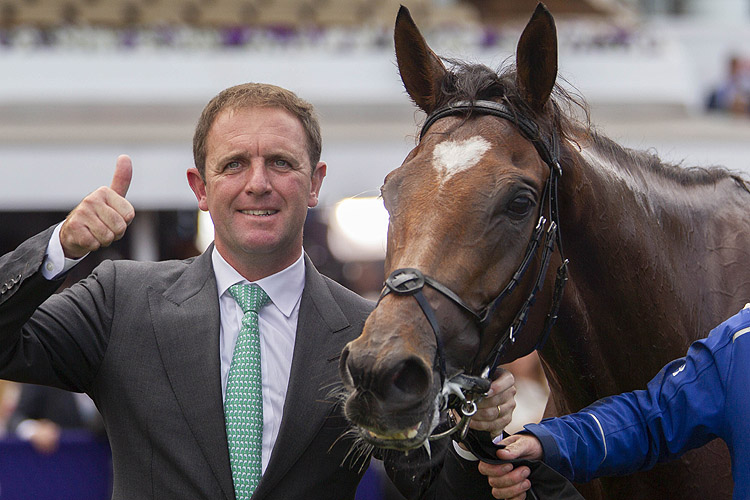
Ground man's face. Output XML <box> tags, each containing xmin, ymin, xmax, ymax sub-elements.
<box><xmin>188</xmin><ymin>106</ymin><xmax>326</xmax><ymax>277</ymax></box>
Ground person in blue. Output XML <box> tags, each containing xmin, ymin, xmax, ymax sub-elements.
<box><xmin>480</xmin><ymin>304</ymin><xmax>750</xmax><ymax>500</ymax></box>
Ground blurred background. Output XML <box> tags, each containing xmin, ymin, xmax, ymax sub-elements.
<box><xmin>0</xmin><ymin>0</ymin><xmax>749</xmax><ymax>498</ymax></box>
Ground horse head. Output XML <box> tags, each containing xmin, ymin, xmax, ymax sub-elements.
<box><xmin>339</xmin><ymin>3</ymin><xmax>568</xmax><ymax>451</ymax></box>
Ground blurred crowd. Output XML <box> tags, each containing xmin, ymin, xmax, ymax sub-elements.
<box><xmin>0</xmin><ymin>19</ymin><xmax>647</xmax><ymax>54</ymax></box>
<box><xmin>708</xmin><ymin>54</ymin><xmax>750</xmax><ymax>116</ymax></box>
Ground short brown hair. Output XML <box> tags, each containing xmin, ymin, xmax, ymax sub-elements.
<box><xmin>192</xmin><ymin>83</ymin><xmax>322</xmax><ymax>178</ymax></box>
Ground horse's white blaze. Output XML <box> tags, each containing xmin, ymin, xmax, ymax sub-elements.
<box><xmin>432</xmin><ymin>136</ymin><xmax>491</xmax><ymax>183</ymax></box>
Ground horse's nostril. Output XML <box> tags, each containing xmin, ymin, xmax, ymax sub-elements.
<box><xmin>391</xmin><ymin>358</ymin><xmax>431</xmax><ymax>398</ymax></box>
<box><xmin>340</xmin><ymin>344</ymin><xmax>433</xmax><ymax>406</ymax></box>
<box><xmin>339</xmin><ymin>345</ymin><xmax>355</xmax><ymax>388</ymax></box>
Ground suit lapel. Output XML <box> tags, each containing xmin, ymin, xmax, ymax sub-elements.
<box><xmin>254</xmin><ymin>256</ymin><xmax>354</xmax><ymax>496</ymax></box>
<box><xmin>148</xmin><ymin>247</ymin><xmax>235</xmax><ymax>500</ymax></box>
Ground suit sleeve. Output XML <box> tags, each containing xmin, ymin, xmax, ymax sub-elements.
<box><xmin>524</xmin><ymin>314</ymin><xmax>738</xmax><ymax>483</ymax></box>
<box><xmin>0</xmin><ymin>227</ymin><xmax>111</xmax><ymax>393</ymax></box>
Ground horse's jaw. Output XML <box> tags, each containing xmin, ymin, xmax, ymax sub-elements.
<box><xmin>342</xmin><ymin>381</ymin><xmax>443</xmax><ymax>452</ymax></box>
<box><xmin>355</xmin><ymin>404</ymin><xmax>441</xmax><ymax>452</ymax></box>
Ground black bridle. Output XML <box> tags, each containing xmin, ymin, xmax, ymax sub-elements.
<box><xmin>377</xmin><ymin>100</ymin><xmax>569</xmax><ymax>438</ymax></box>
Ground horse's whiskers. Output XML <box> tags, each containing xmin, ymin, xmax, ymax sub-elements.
<box><xmin>338</xmin><ymin>429</ymin><xmax>375</xmax><ymax>474</ymax></box>
<box><xmin>330</xmin><ymin>426</ymin><xmax>359</xmax><ymax>452</ymax></box>
<box><xmin>322</xmin><ymin>381</ymin><xmax>350</xmax><ymax>405</ymax></box>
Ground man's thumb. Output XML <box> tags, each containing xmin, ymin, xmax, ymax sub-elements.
<box><xmin>110</xmin><ymin>155</ymin><xmax>132</xmax><ymax>197</ymax></box>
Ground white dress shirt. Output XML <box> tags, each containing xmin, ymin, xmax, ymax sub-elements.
<box><xmin>212</xmin><ymin>248</ymin><xmax>303</xmax><ymax>473</ymax></box>
<box><xmin>43</xmin><ymin>227</ymin><xmax>305</xmax><ymax>474</ymax></box>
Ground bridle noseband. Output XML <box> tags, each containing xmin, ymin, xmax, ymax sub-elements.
<box><xmin>377</xmin><ymin>100</ymin><xmax>570</xmax><ymax>440</ymax></box>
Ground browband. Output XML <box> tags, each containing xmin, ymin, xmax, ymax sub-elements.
<box><xmin>419</xmin><ymin>100</ymin><xmax>561</xmax><ymax>176</ymax></box>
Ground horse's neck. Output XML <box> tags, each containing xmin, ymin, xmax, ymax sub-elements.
<box><xmin>541</xmin><ymin>138</ymin><xmax>750</xmax><ymax>413</ymax></box>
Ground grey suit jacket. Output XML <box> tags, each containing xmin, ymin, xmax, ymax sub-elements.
<box><xmin>0</xmin><ymin>227</ymin><xmax>494</xmax><ymax>500</ymax></box>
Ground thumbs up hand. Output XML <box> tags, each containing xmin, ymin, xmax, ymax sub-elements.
<box><xmin>60</xmin><ymin>155</ymin><xmax>136</xmax><ymax>259</ymax></box>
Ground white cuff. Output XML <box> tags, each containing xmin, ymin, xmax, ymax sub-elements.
<box><xmin>42</xmin><ymin>223</ymin><xmax>86</xmax><ymax>279</ymax></box>
<box><xmin>452</xmin><ymin>441</ymin><xmax>479</xmax><ymax>461</ymax></box>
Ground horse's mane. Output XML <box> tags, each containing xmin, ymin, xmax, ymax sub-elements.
<box><xmin>435</xmin><ymin>59</ymin><xmax>750</xmax><ymax>194</ymax></box>
<box><xmin>588</xmin><ymin>131</ymin><xmax>750</xmax><ymax>192</ymax></box>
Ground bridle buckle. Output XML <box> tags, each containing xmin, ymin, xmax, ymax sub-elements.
<box><xmin>384</xmin><ymin>268</ymin><xmax>425</xmax><ymax>296</ymax></box>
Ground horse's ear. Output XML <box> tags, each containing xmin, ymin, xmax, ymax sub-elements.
<box><xmin>394</xmin><ymin>5</ymin><xmax>447</xmax><ymax>114</ymax></box>
<box><xmin>516</xmin><ymin>3</ymin><xmax>558</xmax><ymax>113</ymax></box>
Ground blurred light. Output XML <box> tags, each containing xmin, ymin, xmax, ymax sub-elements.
<box><xmin>196</xmin><ymin>210</ymin><xmax>214</xmax><ymax>253</ymax></box>
<box><xmin>327</xmin><ymin>197</ymin><xmax>388</xmax><ymax>262</ymax></box>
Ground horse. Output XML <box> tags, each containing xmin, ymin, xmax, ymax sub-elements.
<box><xmin>338</xmin><ymin>3</ymin><xmax>748</xmax><ymax>499</ymax></box>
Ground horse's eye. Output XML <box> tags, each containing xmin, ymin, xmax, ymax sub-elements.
<box><xmin>507</xmin><ymin>195</ymin><xmax>534</xmax><ymax>217</ymax></box>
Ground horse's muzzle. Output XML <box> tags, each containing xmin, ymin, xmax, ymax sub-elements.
<box><xmin>339</xmin><ymin>341</ymin><xmax>441</xmax><ymax>450</ymax></box>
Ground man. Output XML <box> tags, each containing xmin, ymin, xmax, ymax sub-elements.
<box><xmin>481</xmin><ymin>304</ymin><xmax>750</xmax><ymax>500</ymax></box>
<box><xmin>8</xmin><ymin>384</ymin><xmax>105</xmax><ymax>455</ymax></box>
<box><xmin>0</xmin><ymin>83</ymin><xmax>513</xmax><ymax>499</ymax></box>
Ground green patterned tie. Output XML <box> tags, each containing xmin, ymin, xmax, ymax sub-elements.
<box><xmin>226</xmin><ymin>283</ymin><xmax>270</xmax><ymax>499</ymax></box>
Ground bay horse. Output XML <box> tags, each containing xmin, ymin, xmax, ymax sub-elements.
<box><xmin>339</xmin><ymin>3</ymin><xmax>748</xmax><ymax>499</ymax></box>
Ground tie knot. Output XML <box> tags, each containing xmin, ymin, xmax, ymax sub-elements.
<box><xmin>229</xmin><ymin>283</ymin><xmax>270</xmax><ymax>314</ymax></box>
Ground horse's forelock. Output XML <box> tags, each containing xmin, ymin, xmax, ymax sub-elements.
<box><xmin>432</xmin><ymin>59</ymin><xmax>588</xmax><ymax>148</ymax></box>
<box><xmin>435</xmin><ymin>59</ymin><xmax>507</xmax><ymax>107</ymax></box>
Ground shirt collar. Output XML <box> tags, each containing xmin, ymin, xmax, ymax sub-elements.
<box><xmin>212</xmin><ymin>248</ymin><xmax>306</xmax><ymax>318</ymax></box>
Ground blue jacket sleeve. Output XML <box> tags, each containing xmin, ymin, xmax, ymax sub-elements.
<box><xmin>523</xmin><ymin>308</ymin><xmax>746</xmax><ymax>483</ymax></box>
